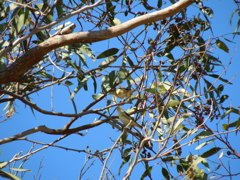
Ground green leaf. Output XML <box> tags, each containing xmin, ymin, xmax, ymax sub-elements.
<box><xmin>36</xmin><ymin>31</ymin><xmax>48</xmax><ymax>41</ymax></box>
<box><xmin>64</xmin><ymin>81</ymin><xmax>73</xmax><ymax>86</ymax></box>
<box><xmin>97</xmin><ymin>48</ymin><xmax>119</xmax><ymax>59</ymax></box>
<box><xmin>70</xmin><ymin>76</ymin><xmax>91</xmax><ymax>100</ymax></box>
<box><xmin>17</xmin><ymin>10</ymin><xmax>25</xmax><ymax>32</ymax></box>
<box><xmin>222</xmin><ymin>124</ymin><xmax>228</xmax><ymax>131</ymax></box>
<box><xmin>162</xmin><ymin>156</ymin><xmax>180</xmax><ymax>162</ymax></box>
<box><xmin>124</xmin><ymin>56</ymin><xmax>134</xmax><ymax>66</ymax></box>
<box><xmin>109</xmin><ymin>70</ymin><xmax>116</xmax><ymax>87</ymax></box>
<box><xmin>194</xmin><ymin>131</ymin><xmax>213</xmax><ymax>140</ymax></box>
<box><xmin>166</xmin><ymin>100</ymin><xmax>180</xmax><ymax>108</ymax></box>
<box><xmin>10</xmin><ymin>168</ymin><xmax>31</xmax><ymax>172</ymax></box>
<box><xmin>0</xmin><ymin>23</ymin><xmax>7</xmax><ymax>32</ymax></box>
<box><xmin>0</xmin><ymin>170</ymin><xmax>21</xmax><ymax>180</ymax></box>
<box><xmin>222</xmin><ymin>118</ymin><xmax>240</xmax><ymax>131</ymax></box>
<box><xmin>56</xmin><ymin>3</ymin><xmax>65</xmax><ymax>17</ymax></box>
<box><xmin>201</xmin><ymin>147</ymin><xmax>221</xmax><ymax>158</ymax></box>
<box><xmin>99</xmin><ymin>56</ymin><xmax>117</xmax><ymax>67</ymax></box>
<box><xmin>118</xmin><ymin>154</ymin><xmax>130</xmax><ymax>175</ymax></box>
<box><xmin>0</xmin><ymin>59</ymin><xmax>7</xmax><ymax>71</ymax></box>
<box><xmin>0</xmin><ymin>162</ymin><xmax>8</xmax><ymax>168</ymax></box>
<box><xmin>102</xmin><ymin>75</ymin><xmax>111</xmax><ymax>92</ymax></box>
<box><xmin>207</xmin><ymin>74</ymin><xmax>232</xmax><ymax>84</ymax></box>
<box><xmin>45</xmin><ymin>12</ymin><xmax>53</xmax><ymax>24</ymax></box>
<box><xmin>80</xmin><ymin>44</ymin><xmax>95</xmax><ymax>59</ymax></box>
<box><xmin>142</xmin><ymin>0</ymin><xmax>154</xmax><ymax>10</ymax></box>
<box><xmin>76</xmin><ymin>52</ymin><xmax>88</xmax><ymax>68</ymax></box>
<box><xmin>219</xmin><ymin>95</ymin><xmax>229</xmax><ymax>103</ymax></box>
<box><xmin>118</xmin><ymin>69</ymin><xmax>130</xmax><ymax>80</ymax></box>
<box><xmin>216</xmin><ymin>39</ymin><xmax>229</xmax><ymax>53</ymax></box>
<box><xmin>91</xmin><ymin>75</ymin><xmax>97</xmax><ymax>94</ymax></box>
<box><xmin>141</xmin><ymin>166</ymin><xmax>152</xmax><ymax>180</ymax></box>
<box><xmin>92</xmin><ymin>93</ymin><xmax>104</xmax><ymax>100</ymax></box>
<box><xmin>145</xmin><ymin>88</ymin><xmax>158</xmax><ymax>94</ymax></box>
<box><xmin>221</xmin><ymin>107</ymin><xmax>240</xmax><ymax>119</ymax></box>
<box><xmin>162</xmin><ymin>167</ymin><xmax>170</xmax><ymax>180</ymax></box>
<box><xmin>157</xmin><ymin>0</ymin><xmax>162</xmax><ymax>8</ymax></box>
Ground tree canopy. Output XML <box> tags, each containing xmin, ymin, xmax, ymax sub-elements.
<box><xmin>0</xmin><ymin>0</ymin><xmax>240</xmax><ymax>179</ymax></box>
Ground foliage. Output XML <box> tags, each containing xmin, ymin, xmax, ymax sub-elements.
<box><xmin>0</xmin><ymin>0</ymin><xmax>240</xmax><ymax>179</ymax></box>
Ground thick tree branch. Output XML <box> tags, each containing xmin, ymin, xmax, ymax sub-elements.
<box><xmin>0</xmin><ymin>0</ymin><xmax>195</xmax><ymax>83</ymax></box>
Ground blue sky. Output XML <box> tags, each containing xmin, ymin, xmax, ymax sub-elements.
<box><xmin>1</xmin><ymin>1</ymin><xmax>240</xmax><ymax>179</ymax></box>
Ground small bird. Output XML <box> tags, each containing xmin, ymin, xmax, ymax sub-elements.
<box><xmin>109</xmin><ymin>88</ymin><xmax>135</xmax><ymax>99</ymax></box>
<box><xmin>116</xmin><ymin>107</ymin><xmax>141</xmax><ymax>128</ymax></box>
<box><xmin>51</xmin><ymin>23</ymin><xmax>76</xmax><ymax>37</ymax></box>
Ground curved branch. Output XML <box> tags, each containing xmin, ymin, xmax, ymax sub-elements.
<box><xmin>0</xmin><ymin>118</ymin><xmax>110</xmax><ymax>145</ymax></box>
<box><xmin>0</xmin><ymin>0</ymin><xmax>195</xmax><ymax>83</ymax></box>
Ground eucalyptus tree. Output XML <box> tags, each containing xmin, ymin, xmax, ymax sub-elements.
<box><xmin>0</xmin><ymin>0</ymin><xmax>240</xmax><ymax>179</ymax></box>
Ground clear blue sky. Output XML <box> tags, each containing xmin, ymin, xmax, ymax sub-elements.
<box><xmin>1</xmin><ymin>1</ymin><xmax>240</xmax><ymax>179</ymax></box>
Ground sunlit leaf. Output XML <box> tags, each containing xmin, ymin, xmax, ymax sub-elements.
<box><xmin>17</xmin><ymin>10</ymin><xmax>25</xmax><ymax>32</ymax></box>
<box><xmin>100</xmin><ymin>56</ymin><xmax>117</xmax><ymax>67</ymax></box>
<box><xmin>10</xmin><ymin>168</ymin><xmax>31</xmax><ymax>172</ymax></box>
<box><xmin>166</xmin><ymin>100</ymin><xmax>180</xmax><ymax>108</ymax></box>
<box><xmin>195</xmin><ymin>139</ymin><xmax>214</xmax><ymax>150</ymax></box>
<box><xmin>113</xmin><ymin>18</ymin><xmax>121</xmax><ymax>25</ymax></box>
<box><xmin>222</xmin><ymin>118</ymin><xmax>240</xmax><ymax>130</ymax></box>
<box><xmin>80</xmin><ymin>44</ymin><xmax>95</xmax><ymax>59</ymax></box>
<box><xmin>92</xmin><ymin>93</ymin><xmax>104</xmax><ymax>100</ymax></box>
<box><xmin>0</xmin><ymin>170</ymin><xmax>21</xmax><ymax>180</ymax></box>
<box><xmin>218</xmin><ymin>151</ymin><xmax>224</xmax><ymax>159</ymax></box>
<box><xmin>221</xmin><ymin>107</ymin><xmax>240</xmax><ymax>119</ymax></box>
<box><xmin>0</xmin><ymin>162</ymin><xmax>8</xmax><ymax>168</ymax></box>
<box><xmin>118</xmin><ymin>69</ymin><xmax>130</xmax><ymax>80</ymax></box>
<box><xmin>194</xmin><ymin>131</ymin><xmax>213</xmax><ymax>140</ymax></box>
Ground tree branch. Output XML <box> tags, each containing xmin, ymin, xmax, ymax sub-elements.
<box><xmin>0</xmin><ymin>118</ymin><xmax>110</xmax><ymax>145</ymax></box>
<box><xmin>0</xmin><ymin>0</ymin><xmax>195</xmax><ymax>83</ymax></box>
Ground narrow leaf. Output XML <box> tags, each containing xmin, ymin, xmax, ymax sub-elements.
<box><xmin>162</xmin><ymin>167</ymin><xmax>170</xmax><ymax>180</ymax></box>
<box><xmin>216</xmin><ymin>39</ymin><xmax>229</xmax><ymax>53</ymax></box>
<box><xmin>0</xmin><ymin>162</ymin><xmax>8</xmax><ymax>168</ymax></box>
<box><xmin>97</xmin><ymin>48</ymin><xmax>119</xmax><ymax>59</ymax></box>
<box><xmin>0</xmin><ymin>170</ymin><xmax>21</xmax><ymax>180</ymax></box>
<box><xmin>10</xmin><ymin>168</ymin><xmax>31</xmax><ymax>172</ymax></box>
<box><xmin>140</xmin><ymin>166</ymin><xmax>152</xmax><ymax>180</ymax></box>
<box><xmin>157</xmin><ymin>0</ymin><xmax>162</xmax><ymax>8</ymax></box>
<box><xmin>195</xmin><ymin>139</ymin><xmax>214</xmax><ymax>150</ymax></box>
<box><xmin>201</xmin><ymin>147</ymin><xmax>221</xmax><ymax>158</ymax></box>
<box><xmin>194</xmin><ymin>131</ymin><xmax>213</xmax><ymax>140</ymax></box>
